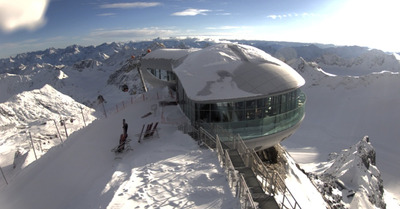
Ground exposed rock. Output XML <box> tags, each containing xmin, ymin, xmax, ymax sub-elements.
<box><xmin>309</xmin><ymin>136</ymin><xmax>386</xmax><ymax>209</ymax></box>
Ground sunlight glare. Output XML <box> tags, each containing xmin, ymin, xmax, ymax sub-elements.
<box><xmin>322</xmin><ymin>0</ymin><xmax>400</xmax><ymax>51</ymax></box>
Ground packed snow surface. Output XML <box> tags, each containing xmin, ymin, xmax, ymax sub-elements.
<box><xmin>283</xmin><ymin>58</ymin><xmax>400</xmax><ymax>208</ymax></box>
<box><xmin>0</xmin><ymin>91</ymin><xmax>239</xmax><ymax>209</ymax></box>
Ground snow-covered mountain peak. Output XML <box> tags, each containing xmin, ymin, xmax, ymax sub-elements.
<box><xmin>320</xmin><ymin>136</ymin><xmax>385</xmax><ymax>208</ymax></box>
<box><xmin>1</xmin><ymin>84</ymin><xmax>95</xmax><ymax>127</ymax></box>
<box><xmin>72</xmin><ymin>59</ymin><xmax>103</xmax><ymax>71</ymax></box>
<box><xmin>289</xmin><ymin>56</ymin><xmax>400</xmax><ymax>92</ymax></box>
<box><xmin>313</xmin><ymin>48</ymin><xmax>400</xmax><ymax>76</ymax></box>
<box><xmin>0</xmin><ymin>84</ymin><xmax>96</xmax><ymax>172</ymax></box>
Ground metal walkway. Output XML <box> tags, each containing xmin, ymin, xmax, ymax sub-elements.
<box><xmin>180</xmin><ymin>123</ymin><xmax>302</xmax><ymax>209</ymax></box>
<box><xmin>228</xmin><ymin>150</ymin><xmax>279</xmax><ymax>209</ymax></box>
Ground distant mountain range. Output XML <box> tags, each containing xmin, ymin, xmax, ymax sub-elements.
<box><xmin>2</xmin><ymin>38</ymin><xmax>399</xmax><ymax>75</ymax></box>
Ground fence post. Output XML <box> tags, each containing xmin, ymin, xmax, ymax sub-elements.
<box><xmin>52</xmin><ymin>119</ymin><xmax>63</xmax><ymax>144</ymax></box>
<box><xmin>282</xmin><ymin>185</ymin><xmax>287</xmax><ymax>207</ymax></box>
<box><xmin>62</xmin><ymin>120</ymin><xmax>69</xmax><ymax>138</ymax></box>
<box><xmin>0</xmin><ymin>166</ymin><xmax>8</xmax><ymax>185</ymax></box>
<box><xmin>28</xmin><ymin>131</ymin><xmax>38</xmax><ymax>160</ymax></box>
<box><xmin>39</xmin><ymin>141</ymin><xmax>43</xmax><ymax>153</ymax></box>
<box><xmin>101</xmin><ymin>102</ymin><xmax>107</xmax><ymax>118</ymax></box>
<box><xmin>79</xmin><ymin>106</ymin><xmax>87</xmax><ymax>127</ymax></box>
<box><xmin>236</xmin><ymin>178</ymin><xmax>240</xmax><ymax>198</ymax></box>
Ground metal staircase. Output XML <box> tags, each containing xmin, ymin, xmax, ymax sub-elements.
<box><xmin>178</xmin><ymin>122</ymin><xmax>302</xmax><ymax>209</ymax></box>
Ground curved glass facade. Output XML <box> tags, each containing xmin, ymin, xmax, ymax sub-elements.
<box><xmin>177</xmin><ymin>80</ymin><xmax>306</xmax><ymax>141</ymax></box>
<box><xmin>147</xmin><ymin>68</ymin><xmax>177</xmax><ymax>82</ymax></box>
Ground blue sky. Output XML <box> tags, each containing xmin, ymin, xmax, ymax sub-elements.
<box><xmin>0</xmin><ymin>0</ymin><xmax>399</xmax><ymax>58</ymax></box>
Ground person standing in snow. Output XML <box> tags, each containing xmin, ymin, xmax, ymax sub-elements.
<box><xmin>122</xmin><ymin>119</ymin><xmax>128</xmax><ymax>136</ymax></box>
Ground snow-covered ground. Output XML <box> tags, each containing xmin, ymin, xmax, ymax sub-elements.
<box><xmin>0</xmin><ymin>88</ymin><xmax>241</xmax><ymax>209</ymax></box>
<box><xmin>282</xmin><ymin>58</ymin><xmax>400</xmax><ymax>208</ymax></box>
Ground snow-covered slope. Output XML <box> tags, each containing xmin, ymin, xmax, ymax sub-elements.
<box><xmin>0</xmin><ymin>84</ymin><xmax>96</xmax><ymax>172</ymax></box>
<box><xmin>283</xmin><ymin>57</ymin><xmax>400</xmax><ymax>207</ymax></box>
<box><xmin>242</xmin><ymin>41</ymin><xmax>400</xmax><ymax>76</ymax></box>
<box><xmin>0</xmin><ymin>89</ymin><xmax>240</xmax><ymax>209</ymax></box>
<box><xmin>315</xmin><ymin>49</ymin><xmax>400</xmax><ymax>76</ymax></box>
<box><xmin>310</xmin><ymin>136</ymin><xmax>385</xmax><ymax>208</ymax></box>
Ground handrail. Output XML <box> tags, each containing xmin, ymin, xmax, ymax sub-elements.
<box><xmin>238</xmin><ymin>173</ymin><xmax>258</xmax><ymax>209</ymax></box>
<box><xmin>215</xmin><ymin>135</ymin><xmax>224</xmax><ymax>164</ymax></box>
<box><xmin>179</xmin><ymin>121</ymin><xmax>303</xmax><ymax>209</ymax></box>
<box><xmin>275</xmin><ymin>171</ymin><xmax>302</xmax><ymax>209</ymax></box>
<box><xmin>215</xmin><ymin>125</ymin><xmax>302</xmax><ymax>209</ymax></box>
<box><xmin>224</xmin><ymin>149</ymin><xmax>237</xmax><ymax>189</ymax></box>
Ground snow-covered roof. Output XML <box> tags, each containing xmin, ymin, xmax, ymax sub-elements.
<box><xmin>141</xmin><ymin>48</ymin><xmax>199</xmax><ymax>71</ymax></box>
<box><xmin>173</xmin><ymin>44</ymin><xmax>305</xmax><ymax>102</ymax></box>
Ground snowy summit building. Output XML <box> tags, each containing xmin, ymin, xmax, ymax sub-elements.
<box><xmin>140</xmin><ymin>43</ymin><xmax>306</xmax><ymax>151</ymax></box>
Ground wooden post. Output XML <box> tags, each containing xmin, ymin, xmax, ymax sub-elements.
<box><xmin>39</xmin><ymin>141</ymin><xmax>43</xmax><ymax>153</ymax></box>
<box><xmin>0</xmin><ymin>166</ymin><xmax>7</xmax><ymax>185</ymax></box>
<box><xmin>79</xmin><ymin>106</ymin><xmax>87</xmax><ymax>127</ymax></box>
<box><xmin>28</xmin><ymin>131</ymin><xmax>38</xmax><ymax>160</ymax></box>
<box><xmin>138</xmin><ymin>124</ymin><xmax>145</xmax><ymax>143</ymax></box>
<box><xmin>52</xmin><ymin>119</ymin><xmax>63</xmax><ymax>143</ymax></box>
<box><xmin>101</xmin><ymin>102</ymin><xmax>107</xmax><ymax>118</ymax></box>
<box><xmin>61</xmin><ymin>120</ymin><xmax>68</xmax><ymax>138</ymax></box>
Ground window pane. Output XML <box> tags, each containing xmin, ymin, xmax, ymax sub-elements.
<box><xmin>235</xmin><ymin>101</ymin><xmax>245</xmax><ymax>109</ymax></box>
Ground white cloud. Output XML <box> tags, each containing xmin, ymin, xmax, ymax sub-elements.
<box><xmin>90</xmin><ymin>27</ymin><xmax>176</xmax><ymax>38</ymax></box>
<box><xmin>267</xmin><ymin>12</ymin><xmax>315</xmax><ymax>20</ymax></box>
<box><xmin>217</xmin><ymin>12</ymin><xmax>231</xmax><ymax>16</ymax></box>
<box><xmin>100</xmin><ymin>2</ymin><xmax>161</xmax><ymax>9</ymax></box>
<box><xmin>97</xmin><ymin>13</ymin><xmax>116</xmax><ymax>17</ymax></box>
<box><xmin>206</xmin><ymin>26</ymin><xmax>241</xmax><ymax>30</ymax></box>
<box><xmin>267</xmin><ymin>15</ymin><xmax>277</xmax><ymax>19</ymax></box>
<box><xmin>0</xmin><ymin>0</ymin><xmax>49</xmax><ymax>33</ymax></box>
<box><xmin>172</xmin><ymin>8</ymin><xmax>210</xmax><ymax>16</ymax></box>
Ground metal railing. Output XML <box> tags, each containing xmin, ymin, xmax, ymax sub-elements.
<box><xmin>238</xmin><ymin>173</ymin><xmax>258</xmax><ymax>209</ymax></box>
<box><xmin>230</xmin><ymin>133</ymin><xmax>302</xmax><ymax>209</ymax></box>
<box><xmin>178</xmin><ymin>122</ymin><xmax>256</xmax><ymax>208</ymax></box>
<box><xmin>249</xmin><ymin>149</ymin><xmax>301</xmax><ymax>209</ymax></box>
<box><xmin>178</xmin><ymin>121</ymin><xmax>302</xmax><ymax>209</ymax></box>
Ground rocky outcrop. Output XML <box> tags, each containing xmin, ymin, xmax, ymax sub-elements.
<box><xmin>310</xmin><ymin>136</ymin><xmax>385</xmax><ymax>209</ymax></box>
